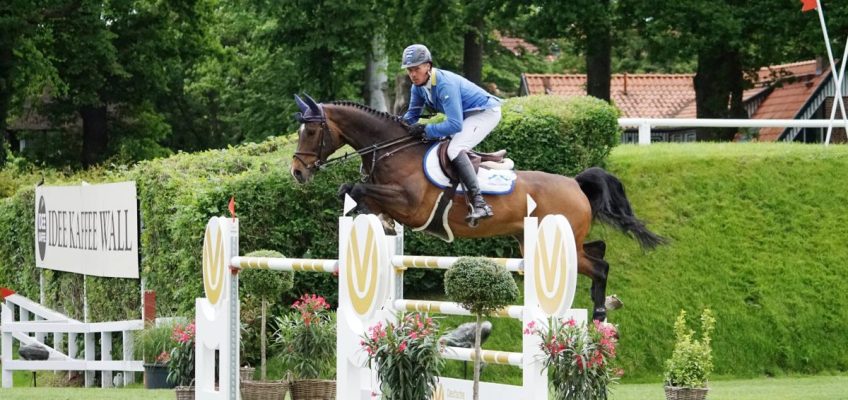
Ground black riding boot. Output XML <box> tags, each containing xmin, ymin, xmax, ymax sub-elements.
<box><xmin>451</xmin><ymin>152</ymin><xmax>494</xmax><ymax>223</ymax></box>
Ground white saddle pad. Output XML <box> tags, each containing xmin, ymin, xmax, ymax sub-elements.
<box><xmin>422</xmin><ymin>143</ymin><xmax>517</xmax><ymax>195</ymax></box>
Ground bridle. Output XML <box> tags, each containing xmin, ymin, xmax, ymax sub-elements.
<box><xmin>293</xmin><ymin>102</ymin><xmax>428</xmax><ymax>180</ymax></box>
<box><xmin>292</xmin><ymin>119</ymin><xmax>333</xmax><ymax>171</ymax></box>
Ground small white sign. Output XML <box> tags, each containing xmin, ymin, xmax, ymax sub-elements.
<box><xmin>35</xmin><ymin>181</ymin><xmax>139</xmax><ymax>278</ymax></box>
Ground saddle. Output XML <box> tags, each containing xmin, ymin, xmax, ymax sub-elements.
<box><xmin>436</xmin><ymin>141</ymin><xmax>513</xmax><ymax>182</ymax></box>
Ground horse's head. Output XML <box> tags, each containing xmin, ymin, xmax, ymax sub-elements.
<box><xmin>290</xmin><ymin>94</ymin><xmax>343</xmax><ymax>183</ymax></box>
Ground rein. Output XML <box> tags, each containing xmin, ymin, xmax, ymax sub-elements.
<box><xmin>295</xmin><ymin>119</ymin><xmax>424</xmax><ymax>180</ymax></box>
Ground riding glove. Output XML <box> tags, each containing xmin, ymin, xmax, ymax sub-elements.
<box><xmin>408</xmin><ymin>123</ymin><xmax>427</xmax><ymax>139</ymax></box>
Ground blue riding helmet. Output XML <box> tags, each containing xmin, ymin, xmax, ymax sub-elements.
<box><xmin>401</xmin><ymin>44</ymin><xmax>432</xmax><ymax>69</ymax></box>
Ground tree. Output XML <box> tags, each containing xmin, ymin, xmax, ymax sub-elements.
<box><xmin>0</xmin><ymin>0</ymin><xmax>67</xmax><ymax>166</ymax></box>
<box><xmin>514</xmin><ymin>0</ymin><xmax>615</xmax><ymax>102</ymax></box>
<box><xmin>241</xmin><ymin>250</ymin><xmax>294</xmax><ymax>380</ymax></box>
<box><xmin>444</xmin><ymin>257</ymin><xmax>519</xmax><ymax>400</ymax></box>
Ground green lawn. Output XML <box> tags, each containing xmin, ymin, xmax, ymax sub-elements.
<box><xmin>1</xmin><ymin>375</ymin><xmax>846</xmax><ymax>399</ymax></box>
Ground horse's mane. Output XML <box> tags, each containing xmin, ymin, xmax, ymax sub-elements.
<box><xmin>329</xmin><ymin>101</ymin><xmax>407</xmax><ymax>126</ymax></box>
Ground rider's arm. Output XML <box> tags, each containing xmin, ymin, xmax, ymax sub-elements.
<box><xmin>424</xmin><ymin>82</ymin><xmax>463</xmax><ymax>139</ymax></box>
<box><xmin>403</xmin><ymin>87</ymin><xmax>425</xmax><ymax>124</ymax></box>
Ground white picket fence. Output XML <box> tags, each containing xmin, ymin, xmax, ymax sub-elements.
<box><xmin>1</xmin><ymin>291</ymin><xmax>144</xmax><ymax>388</ymax></box>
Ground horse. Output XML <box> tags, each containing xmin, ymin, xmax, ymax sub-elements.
<box><xmin>289</xmin><ymin>94</ymin><xmax>665</xmax><ymax>321</ymax></box>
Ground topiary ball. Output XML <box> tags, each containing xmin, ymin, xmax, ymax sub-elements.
<box><xmin>444</xmin><ymin>257</ymin><xmax>519</xmax><ymax>316</ymax></box>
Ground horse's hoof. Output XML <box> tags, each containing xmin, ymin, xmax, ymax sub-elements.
<box><xmin>467</xmin><ymin>217</ymin><xmax>480</xmax><ymax>228</ymax></box>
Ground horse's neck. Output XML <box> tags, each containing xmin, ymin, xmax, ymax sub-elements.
<box><xmin>326</xmin><ymin>106</ymin><xmax>406</xmax><ymax>150</ymax></box>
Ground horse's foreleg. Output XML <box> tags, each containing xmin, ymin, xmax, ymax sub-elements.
<box><xmin>580</xmin><ymin>240</ymin><xmax>610</xmax><ymax>322</ymax></box>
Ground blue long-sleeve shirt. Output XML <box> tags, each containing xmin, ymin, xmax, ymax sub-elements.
<box><xmin>403</xmin><ymin>68</ymin><xmax>502</xmax><ymax>139</ymax></box>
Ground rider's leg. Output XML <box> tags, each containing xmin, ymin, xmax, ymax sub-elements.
<box><xmin>447</xmin><ymin>107</ymin><xmax>501</xmax><ymax>221</ymax></box>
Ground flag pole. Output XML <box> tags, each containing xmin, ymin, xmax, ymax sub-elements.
<box><xmin>814</xmin><ymin>0</ymin><xmax>848</xmax><ymax>145</ymax></box>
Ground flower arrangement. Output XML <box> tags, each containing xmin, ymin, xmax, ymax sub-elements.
<box><xmin>273</xmin><ymin>294</ymin><xmax>336</xmax><ymax>379</ymax></box>
<box><xmin>525</xmin><ymin>318</ymin><xmax>619</xmax><ymax>400</ymax></box>
<box><xmin>664</xmin><ymin>309</ymin><xmax>715</xmax><ymax>390</ymax></box>
<box><xmin>167</xmin><ymin>320</ymin><xmax>196</xmax><ymax>387</ymax></box>
<box><xmin>135</xmin><ymin>321</ymin><xmax>179</xmax><ymax>365</ymax></box>
<box><xmin>360</xmin><ymin>313</ymin><xmax>443</xmax><ymax>400</ymax></box>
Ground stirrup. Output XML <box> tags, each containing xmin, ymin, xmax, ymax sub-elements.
<box><xmin>464</xmin><ymin>203</ymin><xmax>493</xmax><ymax>226</ymax></box>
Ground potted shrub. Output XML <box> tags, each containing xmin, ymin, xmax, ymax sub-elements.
<box><xmin>134</xmin><ymin>321</ymin><xmax>178</xmax><ymax>389</ymax></box>
<box><xmin>444</xmin><ymin>257</ymin><xmax>519</xmax><ymax>400</ymax></box>
<box><xmin>664</xmin><ymin>309</ymin><xmax>716</xmax><ymax>400</ymax></box>
<box><xmin>361</xmin><ymin>312</ymin><xmax>443</xmax><ymax>400</ymax></box>
<box><xmin>273</xmin><ymin>294</ymin><xmax>336</xmax><ymax>400</ymax></box>
<box><xmin>525</xmin><ymin>318</ymin><xmax>619</xmax><ymax>400</ymax></box>
<box><xmin>167</xmin><ymin>320</ymin><xmax>196</xmax><ymax>399</ymax></box>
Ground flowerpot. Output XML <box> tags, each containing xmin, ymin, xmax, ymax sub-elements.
<box><xmin>240</xmin><ymin>366</ymin><xmax>256</xmax><ymax>381</ymax></box>
<box><xmin>175</xmin><ymin>386</ymin><xmax>195</xmax><ymax>400</ymax></box>
<box><xmin>241</xmin><ymin>379</ymin><xmax>289</xmax><ymax>400</ymax></box>
<box><xmin>664</xmin><ymin>385</ymin><xmax>709</xmax><ymax>400</ymax></box>
<box><xmin>144</xmin><ymin>363</ymin><xmax>176</xmax><ymax>389</ymax></box>
<box><xmin>290</xmin><ymin>379</ymin><xmax>336</xmax><ymax>400</ymax></box>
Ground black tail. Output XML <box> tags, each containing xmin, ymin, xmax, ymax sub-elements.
<box><xmin>575</xmin><ymin>167</ymin><xmax>667</xmax><ymax>249</ymax></box>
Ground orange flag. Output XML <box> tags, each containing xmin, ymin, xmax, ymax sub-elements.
<box><xmin>228</xmin><ymin>196</ymin><xmax>236</xmax><ymax>221</ymax></box>
<box><xmin>801</xmin><ymin>0</ymin><xmax>817</xmax><ymax>12</ymax></box>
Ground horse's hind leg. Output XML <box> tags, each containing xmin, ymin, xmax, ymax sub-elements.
<box><xmin>580</xmin><ymin>240</ymin><xmax>610</xmax><ymax>322</ymax></box>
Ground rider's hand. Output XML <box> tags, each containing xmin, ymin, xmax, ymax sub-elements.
<box><xmin>408</xmin><ymin>123</ymin><xmax>427</xmax><ymax>139</ymax></box>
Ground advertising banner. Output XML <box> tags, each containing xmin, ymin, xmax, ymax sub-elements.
<box><xmin>35</xmin><ymin>182</ymin><xmax>139</xmax><ymax>278</ymax></box>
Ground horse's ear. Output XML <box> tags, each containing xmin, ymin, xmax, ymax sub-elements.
<box><xmin>293</xmin><ymin>112</ymin><xmax>304</xmax><ymax>123</ymax></box>
<box><xmin>294</xmin><ymin>94</ymin><xmax>309</xmax><ymax>113</ymax></box>
<box><xmin>303</xmin><ymin>93</ymin><xmax>321</xmax><ymax>114</ymax></box>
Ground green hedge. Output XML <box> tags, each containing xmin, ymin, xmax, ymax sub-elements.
<box><xmin>0</xmin><ymin>95</ymin><xmax>618</xmax><ymax>321</ymax></box>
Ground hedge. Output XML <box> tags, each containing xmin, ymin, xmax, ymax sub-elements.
<box><xmin>0</xmin><ymin>95</ymin><xmax>619</xmax><ymax>321</ymax></box>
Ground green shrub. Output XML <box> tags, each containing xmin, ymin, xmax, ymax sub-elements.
<box><xmin>444</xmin><ymin>257</ymin><xmax>519</xmax><ymax>316</ymax></box>
<box><xmin>481</xmin><ymin>95</ymin><xmax>621</xmax><ymax>176</ymax></box>
<box><xmin>665</xmin><ymin>309</ymin><xmax>715</xmax><ymax>388</ymax></box>
<box><xmin>134</xmin><ymin>320</ymin><xmax>179</xmax><ymax>364</ymax></box>
<box><xmin>444</xmin><ymin>257</ymin><xmax>519</xmax><ymax>400</ymax></box>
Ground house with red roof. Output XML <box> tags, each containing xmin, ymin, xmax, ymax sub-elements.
<box><xmin>519</xmin><ymin>59</ymin><xmax>846</xmax><ymax>143</ymax></box>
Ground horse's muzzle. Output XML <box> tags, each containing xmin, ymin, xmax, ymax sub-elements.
<box><xmin>291</xmin><ymin>166</ymin><xmax>311</xmax><ymax>184</ymax></box>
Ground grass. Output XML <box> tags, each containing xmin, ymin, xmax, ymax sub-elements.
<box><xmin>1</xmin><ymin>374</ymin><xmax>846</xmax><ymax>399</ymax></box>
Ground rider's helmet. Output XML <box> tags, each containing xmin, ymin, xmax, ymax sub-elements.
<box><xmin>401</xmin><ymin>44</ymin><xmax>432</xmax><ymax>69</ymax></box>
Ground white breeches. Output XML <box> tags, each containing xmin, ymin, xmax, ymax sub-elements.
<box><xmin>447</xmin><ymin>107</ymin><xmax>502</xmax><ymax>160</ymax></box>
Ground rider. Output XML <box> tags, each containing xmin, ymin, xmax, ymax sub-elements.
<box><xmin>401</xmin><ymin>44</ymin><xmax>502</xmax><ymax>223</ymax></box>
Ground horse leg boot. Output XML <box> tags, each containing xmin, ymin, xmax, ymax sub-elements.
<box><xmin>451</xmin><ymin>152</ymin><xmax>494</xmax><ymax>224</ymax></box>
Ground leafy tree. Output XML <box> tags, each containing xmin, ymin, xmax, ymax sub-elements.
<box><xmin>444</xmin><ymin>257</ymin><xmax>519</xmax><ymax>400</ymax></box>
<box><xmin>0</xmin><ymin>0</ymin><xmax>67</xmax><ymax>167</ymax></box>
<box><xmin>511</xmin><ymin>0</ymin><xmax>615</xmax><ymax>101</ymax></box>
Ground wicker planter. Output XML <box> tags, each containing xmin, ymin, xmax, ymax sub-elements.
<box><xmin>290</xmin><ymin>379</ymin><xmax>336</xmax><ymax>400</ymax></box>
<box><xmin>664</xmin><ymin>386</ymin><xmax>709</xmax><ymax>400</ymax></box>
<box><xmin>175</xmin><ymin>386</ymin><xmax>195</xmax><ymax>400</ymax></box>
<box><xmin>240</xmin><ymin>366</ymin><xmax>257</xmax><ymax>381</ymax></box>
<box><xmin>240</xmin><ymin>380</ymin><xmax>289</xmax><ymax>400</ymax></box>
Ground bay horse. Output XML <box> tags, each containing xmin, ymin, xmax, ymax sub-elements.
<box><xmin>289</xmin><ymin>95</ymin><xmax>665</xmax><ymax>321</ymax></box>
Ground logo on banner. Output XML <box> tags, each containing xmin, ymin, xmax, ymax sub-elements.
<box><xmin>346</xmin><ymin>219</ymin><xmax>380</xmax><ymax>316</ymax></box>
<box><xmin>203</xmin><ymin>224</ymin><xmax>226</xmax><ymax>306</ymax></box>
<box><xmin>37</xmin><ymin>196</ymin><xmax>47</xmax><ymax>261</ymax></box>
<box><xmin>534</xmin><ymin>222</ymin><xmax>569</xmax><ymax>316</ymax></box>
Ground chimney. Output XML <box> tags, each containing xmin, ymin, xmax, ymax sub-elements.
<box><xmin>816</xmin><ymin>56</ymin><xmax>826</xmax><ymax>76</ymax></box>
<box><xmin>623</xmin><ymin>73</ymin><xmax>628</xmax><ymax>95</ymax></box>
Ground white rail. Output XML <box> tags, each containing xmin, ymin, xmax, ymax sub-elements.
<box><xmin>1</xmin><ymin>293</ymin><xmax>144</xmax><ymax>389</ymax></box>
<box><xmin>619</xmin><ymin>118</ymin><xmax>848</xmax><ymax>145</ymax></box>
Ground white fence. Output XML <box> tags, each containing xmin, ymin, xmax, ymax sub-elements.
<box><xmin>1</xmin><ymin>291</ymin><xmax>144</xmax><ymax>388</ymax></box>
<box><xmin>619</xmin><ymin>118</ymin><xmax>848</xmax><ymax>144</ymax></box>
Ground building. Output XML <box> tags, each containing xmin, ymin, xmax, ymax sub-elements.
<box><xmin>519</xmin><ymin>60</ymin><xmax>847</xmax><ymax>143</ymax></box>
